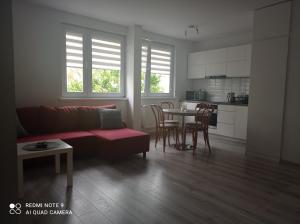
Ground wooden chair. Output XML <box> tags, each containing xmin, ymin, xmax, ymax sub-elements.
<box><xmin>160</xmin><ymin>102</ymin><xmax>179</xmax><ymax>124</ymax></box>
<box><xmin>150</xmin><ymin>104</ymin><xmax>180</xmax><ymax>152</ymax></box>
<box><xmin>183</xmin><ymin>108</ymin><xmax>212</xmax><ymax>154</ymax></box>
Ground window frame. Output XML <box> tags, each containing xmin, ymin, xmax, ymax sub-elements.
<box><xmin>62</xmin><ymin>25</ymin><xmax>125</xmax><ymax>98</ymax></box>
<box><xmin>141</xmin><ymin>40</ymin><xmax>175</xmax><ymax>98</ymax></box>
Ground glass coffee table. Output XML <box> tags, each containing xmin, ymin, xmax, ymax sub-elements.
<box><xmin>17</xmin><ymin>139</ymin><xmax>73</xmax><ymax>198</ymax></box>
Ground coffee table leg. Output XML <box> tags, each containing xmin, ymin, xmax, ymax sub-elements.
<box><xmin>67</xmin><ymin>150</ymin><xmax>73</xmax><ymax>187</ymax></box>
<box><xmin>55</xmin><ymin>154</ymin><xmax>60</xmax><ymax>174</ymax></box>
<box><xmin>18</xmin><ymin>158</ymin><xmax>23</xmax><ymax>198</ymax></box>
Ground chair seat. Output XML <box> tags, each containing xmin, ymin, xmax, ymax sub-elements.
<box><xmin>164</xmin><ymin>119</ymin><xmax>179</xmax><ymax>123</ymax></box>
<box><xmin>159</xmin><ymin>122</ymin><xmax>179</xmax><ymax>128</ymax></box>
<box><xmin>184</xmin><ymin>122</ymin><xmax>204</xmax><ymax>130</ymax></box>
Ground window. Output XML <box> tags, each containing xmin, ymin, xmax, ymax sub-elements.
<box><xmin>63</xmin><ymin>27</ymin><xmax>124</xmax><ymax>97</ymax></box>
<box><xmin>141</xmin><ymin>42</ymin><xmax>174</xmax><ymax>97</ymax></box>
<box><xmin>65</xmin><ymin>32</ymin><xmax>84</xmax><ymax>93</ymax></box>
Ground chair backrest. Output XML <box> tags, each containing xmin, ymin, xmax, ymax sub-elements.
<box><xmin>150</xmin><ymin>104</ymin><xmax>165</xmax><ymax>130</ymax></box>
<box><xmin>160</xmin><ymin>102</ymin><xmax>175</xmax><ymax>120</ymax></box>
<box><xmin>195</xmin><ymin>108</ymin><xmax>212</xmax><ymax>130</ymax></box>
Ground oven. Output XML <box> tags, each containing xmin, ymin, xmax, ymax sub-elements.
<box><xmin>209</xmin><ymin>104</ymin><xmax>218</xmax><ymax>128</ymax></box>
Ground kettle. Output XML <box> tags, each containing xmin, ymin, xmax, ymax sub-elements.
<box><xmin>227</xmin><ymin>92</ymin><xmax>235</xmax><ymax>103</ymax></box>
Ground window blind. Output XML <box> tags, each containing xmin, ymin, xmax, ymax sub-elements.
<box><xmin>92</xmin><ymin>37</ymin><xmax>121</xmax><ymax>70</ymax></box>
<box><xmin>66</xmin><ymin>32</ymin><xmax>83</xmax><ymax>68</ymax></box>
<box><xmin>141</xmin><ymin>45</ymin><xmax>148</xmax><ymax>73</ymax></box>
<box><xmin>150</xmin><ymin>47</ymin><xmax>171</xmax><ymax>75</ymax></box>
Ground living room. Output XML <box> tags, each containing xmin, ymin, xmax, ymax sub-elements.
<box><xmin>2</xmin><ymin>0</ymin><xmax>300</xmax><ymax>223</ymax></box>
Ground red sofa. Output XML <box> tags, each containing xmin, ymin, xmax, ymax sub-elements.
<box><xmin>17</xmin><ymin>105</ymin><xmax>150</xmax><ymax>158</ymax></box>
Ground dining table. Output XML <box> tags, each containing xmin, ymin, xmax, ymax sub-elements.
<box><xmin>163</xmin><ymin>108</ymin><xmax>198</xmax><ymax>150</ymax></box>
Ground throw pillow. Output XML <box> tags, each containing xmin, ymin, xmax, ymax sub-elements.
<box><xmin>99</xmin><ymin>109</ymin><xmax>123</xmax><ymax>129</ymax></box>
<box><xmin>16</xmin><ymin>114</ymin><xmax>29</xmax><ymax>137</ymax></box>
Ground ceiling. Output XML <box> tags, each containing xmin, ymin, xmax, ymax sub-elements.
<box><xmin>23</xmin><ymin>0</ymin><xmax>280</xmax><ymax>41</ymax></box>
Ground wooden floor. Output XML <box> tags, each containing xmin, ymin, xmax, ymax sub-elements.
<box><xmin>19</xmin><ymin>134</ymin><xmax>300</xmax><ymax>224</ymax></box>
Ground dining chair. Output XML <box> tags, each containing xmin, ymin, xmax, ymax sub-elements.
<box><xmin>160</xmin><ymin>102</ymin><xmax>179</xmax><ymax>124</ymax></box>
<box><xmin>150</xmin><ymin>104</ymin><xmax>180</xmax><ymax>152</ymax></box>
<box><xmin>183</xmin><ymin>108</ymin><xmax>212</xmax><ymax>154</ymax></box>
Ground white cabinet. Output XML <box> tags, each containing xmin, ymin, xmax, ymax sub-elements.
<box><xmin>188</xmin><ymin>44</ymin><xmax>252</xmax><ymax>79</ymax></box>
<box><xmin>217</xmin><ymin>105</ymin><xmax>248</xmax><ymax>140</ymax></box>
<box><xmin>226</xmin><ymin>44</ymin><xmax>252</xmax><ymax>77</ymax></box>
<box><xmin>188</xmin><ymin>52</ymin><xmax>206</xmax><ymax>79</ymax></box>
<box><xmin>234</xmin><ymin>106</ymin><xmax>248</xmax><ymax>140</ymax></box>
<box><xmin>188</xmin><ymin>64</ymin><xmax>206</xmax><ymax>79</ymax></box>
<box><xmin>205</xmin><ymin>48</ymin><xmax>226</xmax><ymax>63</ymax></box>
<box><xmin>206</xmin><ymin>63</ymin><xmax>227</xmax><ymax>76</ymax></box>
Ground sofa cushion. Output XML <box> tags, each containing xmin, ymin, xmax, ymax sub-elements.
<box><xmin>16</xmin><ymin>107</ymin><xmax>41</xmax><ymax>134</ymax></box>
<box><xmin>90</xmin><ymin>128</ymin><xmax>150</xmax><ymax>157</ymax></box>
<box><xmin>90</xmin><ymin>128</ymin><xmax>148</xmax><ymax>141</ymax></box>
<box><xmin>16</xmin><ymin>114</ymin><xmax>29</xmax><ymax>138</ymax></box>
<box><xmin>55</xmin><ymin>106</ymin><xmax>80</xmax><ymax>132</ymax></box>
<box><xmin>17</xmin><ymin>131</ymin><xmax>94</xmax><ymax>143</ymax></box>
<box><xmin>39</xmin><ymin>106</ymin><xmax>59</xmax><ymax>133</ymax></box>
<box><xmin>78</xmin><ymin>105</ymin><xmax>116</xmax><ymax>130</ymax></box>
<box><xmin>99</xmin><ymin>109</ymin><xmax>123</xmax><ymax>129</ymax></box>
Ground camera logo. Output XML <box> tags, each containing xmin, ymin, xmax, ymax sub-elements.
<box><xmin>9</xmin><ymin>203</ymin><xmax>22</xmax><ymax>215</ymax></box>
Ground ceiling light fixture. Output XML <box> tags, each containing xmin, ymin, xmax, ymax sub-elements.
<box><xmin>185</xmin><ymin>25</ymin><xmax>199</xmax><ymax>37</ymax></box>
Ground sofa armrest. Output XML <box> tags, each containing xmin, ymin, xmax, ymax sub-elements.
<box><xmin>122</xmin><ymin>121</ymin><xmax>127</xmax><ymax>128</ymax></box>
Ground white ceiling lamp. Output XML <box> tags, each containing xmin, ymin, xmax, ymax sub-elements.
<box><xmin>185</xmin><ymin>25</ymin><xmax>199</xmax><ymax>37</ymax></box>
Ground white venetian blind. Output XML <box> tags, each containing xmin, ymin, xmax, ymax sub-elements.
<box><xmin>150</xmin><ymin>47</ymin><xmax>172</xmax><ymax>75</ymax></box>
<box><xmin>92</xmin><ymin>37</ymin><xmax>121</xmax><ymax>70</ymax></box>
<box><xmin>141</xmin><ymin>45</ymin><xmax>148</xmax><ymax>93</ymax></box>
<box><xmin>66</xmin><ymin>32</ymin><xmax>83</xmax><ymax>68</ymax></box>
<box><xmin>141</xmin><ymin>45</ymin><xmax>148</xmax><ymax>73</ymax></box>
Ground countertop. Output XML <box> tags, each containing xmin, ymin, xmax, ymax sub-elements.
<box><xmin>181</xmin><ymin>100</ymin><xmax>248</xmax><ymax>107</ymax></box>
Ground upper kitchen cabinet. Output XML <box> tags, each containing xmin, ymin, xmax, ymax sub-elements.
<box><xmin>188</xmin><ymin>44</ymin><xmax>252</xmax><ymax>79</ymax></box>
<box><xmin>188</xmin><ymin>48</ymin><xmax>227</xmax><ymax>79</ymax></box>
<box><xmin>188</xmin><ymin>52</ymin><xmax>206</xmax><ymax>79</ymax></box>
<box><xmin>205</xmin><ymin>48</ymin><xmax>227</xmax><ymax>76</ymax></box>
<box><xmin>226</xmin><ymin>44</ymin><xmax>252</xmax><ymax>77</ymax></box>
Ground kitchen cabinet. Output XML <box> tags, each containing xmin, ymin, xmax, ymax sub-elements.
<box><xmin>188</xmin><ymin>44</ymin><xmax>252</xmax><ymax>79</ymax></box>
<box><xmin>182</xmin><ymin>102</ymin><xmax>248</xmax><ymax>139</ymax></box>
<box><xmin>217</xmin><ymin>105</ymin><xmax>248</xmax><ymax>140</ymax></box>
<box><xmin>205</xmin><ymin>48</ymin><xmax>226</xmax><ymax>63</ymax></box>
<box><xmin>226</xmin><ymin>44</ymin><xmax>252</xmax><ymax>77</ymax></box>
<box><xmin>234</xmin><ymin>106</ymin><xmax>248</xmax><ymax>140</ymax></box>
<box><xmin>188</xmin><ymin>52</ymin><xmax>206</xmax><ymax>79</ymax></box>
<box><xmin>206</xmin><ymin>63</ymin><xmax>227</xmax><ymax>76</ymax></box>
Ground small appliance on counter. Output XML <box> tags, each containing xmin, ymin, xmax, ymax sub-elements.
<box><xmin>186</xmin><ymin>89</ymin><xmax>207</xmax><ymax>101</ymax></box>
<box><xmin>234</xmin><ymin>94</ymin><xmax>249</xmax><ymax>104</ymax></box>
<box><xmin>227</xmin><ymin>92</ymin><xmax>235</xmax><ymax>103</ymax></box>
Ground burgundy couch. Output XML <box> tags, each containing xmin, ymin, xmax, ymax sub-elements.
<box><xmin>17</xmin><ymin>105</ymin><xmax>150</xmax><ymax>158</ymax></box>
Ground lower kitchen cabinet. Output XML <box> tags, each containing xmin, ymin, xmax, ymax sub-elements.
<box><xmin>234</xmin><ymin>106</ymin><xmax>248</xmax><ymax>140</ymax></box>
<box><xmin>182</xmin><ymin>102</ymin><xmax>248</xmax><ymax>140</ymax></box>
<box><xmin>217</xmin><ymin>105</ymin><xmax>248</xmax><ymax>140</ymax></box>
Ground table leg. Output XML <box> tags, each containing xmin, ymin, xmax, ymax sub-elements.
<box><xmin>66</xmin><ymin>150</ymin><xmax>73</xmax><ymax>187</ymax></box>
<box><xmin>181</xmin><ymin>116</ymin><xmax>186</xmax><ymax>150</ymax></box>
<box><xmin>55</xmin><ymin>154</ymin><xmax>60</xmax><ymax>174</ymax></box>
<box><xmin>18</xmin><ymin>158</ymin><xmax>23</xmax><ymax>198</ymax></box>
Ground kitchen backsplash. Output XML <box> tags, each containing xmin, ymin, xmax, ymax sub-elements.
<box><xmin>191</xmin><ymin>78</ymin><xmax>250</xmax><ymax>102</ymax></box>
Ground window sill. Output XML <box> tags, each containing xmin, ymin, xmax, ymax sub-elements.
<box><xmin>142</xmin><ymin>96</ymin><xmax>177</xmax><ymax>100</ymax></box>
<box><xmin>59</xmin><ymin>97</ymin><xmax>128</xmax><ymax>101</ymax></box>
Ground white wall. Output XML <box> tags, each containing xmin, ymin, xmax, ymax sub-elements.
<box><xmin>281</xmin><ymin>0</ymin><xmax>300</xmax><ymax>164</ymax></box>
<box><xmin>13</xmin><ymin>1</ymin><xmax>192</xmax><ymax>126</ymax></box>
<box><xmin>1</xmin><ymin>0</ymin><xmax>18</xmax><ymax>219</ymax></box>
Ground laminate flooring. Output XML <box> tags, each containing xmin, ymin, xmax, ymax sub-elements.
<box><xmin>18</xmin><ymin>134</ymin><xmax>300</xmax><ymax>224</ymax></box>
